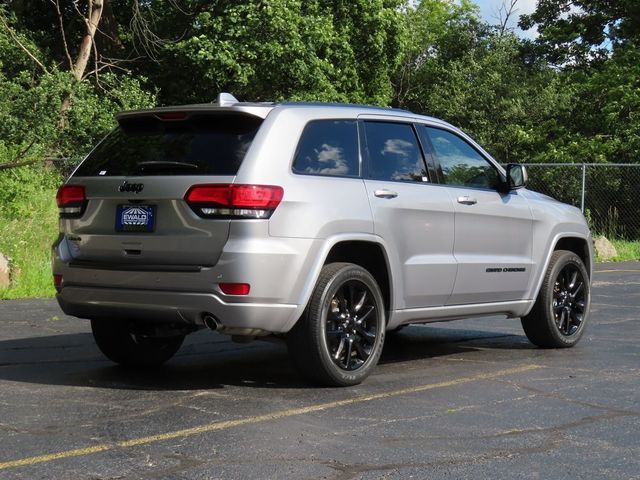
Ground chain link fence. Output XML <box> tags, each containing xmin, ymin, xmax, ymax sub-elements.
<box><xmin>522</xmin><ymin>163</ymin><xmax>640</xmax><ymax>240</ymax></box>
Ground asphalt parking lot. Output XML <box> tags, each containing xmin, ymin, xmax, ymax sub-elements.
<box><xmin>0</xmin><ymin>263</ymin><xmax>638</xmax><ymax>479</ymax></box>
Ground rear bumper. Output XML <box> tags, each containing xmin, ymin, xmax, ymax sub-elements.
<box><xmin>56</xmin><ymin>286</ymin><xmax>299</xmax><ymax>334</ymax></box>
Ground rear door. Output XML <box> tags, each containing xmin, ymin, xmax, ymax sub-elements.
<box><xmin>362</xmin><ymin>120</ymin><xmax>456</xmax><ymax>309</ymax></box>
<box><xmin>64</xmin><ymin>111</ymin><xmax>263</xmax><ymax>267</ymax></box>
<box><xmin>420</xmin><ymin>126</ymin><xmax>533</xmax><ymax>305</ymax></box>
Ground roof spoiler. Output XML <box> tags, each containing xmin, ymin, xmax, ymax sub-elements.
<box><xmin>215</xmin><ymin>92</ymin><xmax>239</xmax><ymax>107</ymax></box>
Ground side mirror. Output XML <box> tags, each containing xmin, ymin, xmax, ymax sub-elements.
<box><xmin>506</xmin><ymin>164</ymin><xmax>528</xmax><ymax>190</ymax></box>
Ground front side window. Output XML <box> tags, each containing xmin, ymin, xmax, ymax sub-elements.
<box><xmin>292</xmin><ymin>120</ymin><xmax>359</xmax><ymax>177</ymax></box>
<box><xmin>364</xmin><ymin>122</ymin><xmax>428</xmax><ymax>183</ymax></box>
<box><xmin>425</xmin><ymin>127</ymin><xmax>500</xmax><ymax>189</ymax></box>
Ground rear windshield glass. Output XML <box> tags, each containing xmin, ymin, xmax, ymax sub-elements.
<box><xmin>73</xmin><ymin>113</ymin><xmax>262</xmax><ymax>177</ymax></box>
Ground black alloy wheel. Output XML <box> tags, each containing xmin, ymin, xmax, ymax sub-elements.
<box><xmin>521</xmin><ymin>250</ymin><xmax>590</xmax><ymax>348</ymax></box>
<box><xmin>325</xmin><ymin>279</ymin><xmax>380</xmax><ymax>371</ymax></box>
<box><xmin>287</xmin><ymin>262</ymin><xmax>386</xmax><ymax>386</ymax></box>
<box><xmin>552</xmin><ymin>262</ymin><xmax>587</xmax><ymax>336</ymax></box>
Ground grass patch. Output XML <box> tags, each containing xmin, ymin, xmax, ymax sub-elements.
<box><xmin>0</xmin><ymin>188</ymin><xmax>59</xmax><ymax>299</ymax></box>
<box><xmin>609</xmin><ymin>239</ymin><xmax>640</xmax><ymax>262</ymax></box>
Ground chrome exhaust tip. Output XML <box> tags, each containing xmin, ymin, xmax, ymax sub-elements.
<box><xmin>203</xmin><ymin>314</ymin><xmax>221</xmax><ymax>331</ymax></box>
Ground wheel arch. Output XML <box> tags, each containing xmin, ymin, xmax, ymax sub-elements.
<box><xmin>525</xmin><ymin>233</ymin><xmax>593</xmax><ymax>317</ymax></box>
<box><xmin>324</xmin><ymin>240</ymin><xmax>392</xmax><ymax>314</ymax></box>
<box><xmin>553</xmin><ymin>236</ymin><xmax>592</xmax><ymax>278</ymax></box>
<box><xmin>285</xmin><ymin>234</ymin><xmax>395</xmax><ymax>332</ymax></box>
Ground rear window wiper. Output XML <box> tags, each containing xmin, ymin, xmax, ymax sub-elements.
<box><xmin>136</xmin><ymin>161</ymin><xmax>199</xmax><ymax>173</ymax></box>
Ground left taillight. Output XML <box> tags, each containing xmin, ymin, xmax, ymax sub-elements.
<box><xmin>56</xmin><ymin>185</ymin><xmax>86</xmax><ymax>218</ymax></box>
<box><xmin>185</xmin><ymin>184</ymin><xmax>284</xmax><ymax>219</ymax></box>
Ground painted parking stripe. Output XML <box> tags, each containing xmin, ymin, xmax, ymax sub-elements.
<box><xmin>0</xmin><ymin>364</ymin><xmax>542</xmax><ymax>471</ymax></box>
<box><xmin>596</xmin><ymin>269</ymin><xmax>640</xmax><ymax>273</ymax></box>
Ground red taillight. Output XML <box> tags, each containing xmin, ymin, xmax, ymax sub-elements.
<box><xmin>219</xmin><ymin>283</ymin><xmax>250</xmax><ymax>295</ymax></box>
<box><xmin>56</xmin><ymin>185</ymin><xmax>86</xmax><ymax>218</ymax></box>
<box><xmin>186</xmin><ymin>185</ymin><xmax>232</xmax><ymax>205</ymax></box>
<box><xmin>185</xmin><ymin>184</ymin><xmax>283</xmax><ymax>219</ymax></box>
<box><xmin>53</xmin><ymin>274</ymin><xmax>63</xmax><ymax>292</ymax></box>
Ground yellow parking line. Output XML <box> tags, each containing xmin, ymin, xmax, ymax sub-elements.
<box><xmin>596</xmin><ymin>269</ymin><xmax>640</xmax><ymax>273</ymax></box>
<box><xmin>0</xmin><ymin>364</ymin><xmax>542</xmax><ymax>471</ymax></box>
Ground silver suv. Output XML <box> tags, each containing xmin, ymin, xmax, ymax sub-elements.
<box><xmin>53</xmin><ymin>94</ymin><xmax>593</xmax><ymax>386</ymax></box>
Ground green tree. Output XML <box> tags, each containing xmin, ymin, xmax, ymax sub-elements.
<box><xmin>394</xmin><ymin>1</ymin><xmax>574</xmax><ymax>164</ymax></box>
<box><xmin>519</xmin><ymin>0</ymin><xmax>640</xmax><ymax>66</ymax></box>
<box><xmin>158</xmin><ymin>0</ymin><xmax>404</xmax><ymax>105</ymax></box>
<box><xmin>0</xmin><ymin>3</ymin><xmax>155</xmax><ymax>163</ymax></box>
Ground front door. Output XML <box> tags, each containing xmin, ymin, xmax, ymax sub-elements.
<box><xmin>420</xmin><ymin>126</ymin><xmax>533</xmax><ymax>305</ymax></box>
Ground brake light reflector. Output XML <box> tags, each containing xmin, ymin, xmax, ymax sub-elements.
<box><xmin>156</xmin><ymin>112</ymin><xmax>188</xmax><ymax>121</ymax></box>
<box><xmin>185</xmin><ymin>184</ymin><xmax>283</xmax><ymax>219</ymax></box>
<box><xmin>56</xmin><ymin>185</ymin><xmax>87</xmax><ymax>218</ymax></box>
<box><xmin>53</xmin><ymin>274</ymin><xmax>63</xmax><ymax>292</ymax></box>
<box><xmin>219</xmin><ymin>283</ymin><xmax>250</xmax><ymax>295</ymax></box>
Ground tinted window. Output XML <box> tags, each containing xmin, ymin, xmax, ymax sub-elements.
<box><xmin>292</xmin><ymin>120</ymin><xmax>359</xmax><ymax>177</ymax></box>
<box><xmin>364</xmin><ymin>122</ymin><xmax>427</xmax><ymax>183</ymax></box>
<box><xmin>425</xmin><ymin>127</ymin><xmax>500</xmax><ymax>189</ymax></box>
<box><xmin>74</xmin><ymin>113</ymin><xmax>262</xmax><ymax>177</ymax></box>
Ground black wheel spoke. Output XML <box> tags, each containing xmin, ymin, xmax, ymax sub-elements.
<box><xmin>558</xmin><ymin>272</ymin><xmax>566</xmax><ymax>291</ymax></box>
<box><xmin>568</xmin><ymin>310</ymin><xmax>580</xmax><ymax>330</ymax></box>
<box><xmin>348</xmin><ymin>284</ymin><xmax>356</xmax><ymax>315</ymax></box>
<box><xmin>353</xmin><ymin>341</ymin><xmax>370</xmax><ymax>361</ymax></box>
<box><xmin>557</xmin><ymin>309</ymin><xmax>567</xmax><ymax>332</ymax></box>
<box><xmin>354</xmin><ymin>290</ymin><xmax>367</xmax><ymax>313</ymax></box>
<box><xmin>333</xmin><ymin>337</ymin><xmax>346</xmax><ymax>361</ymax></box>
<box><xmin>568</xmin><ymin>270</ymin><xmax>578</xmax><ymax>290</ymax></box>
<box><xmin>345</xmin><ymin>338</ymin><xmax>353</xmax><ymax>368</ymax></box>
<box><xmin>572</xmin><ymin>279</ymin><xmax>583</xmax><ymax>294</ymax></box>
<box><xmin>356</xmin><ymin>325</ymin><xmax>376</xmax><ymax>340</ymax></box>
<box><xmin>357</xmin><ymin>305</ymin><xmax>375</xmax><ymax>323</ymax></box>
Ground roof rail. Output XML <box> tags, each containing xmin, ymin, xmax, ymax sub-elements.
<box><xmin>215</xmin><ymin>92</ymin><xmax>239</xmax><ymax>107</ymax></box>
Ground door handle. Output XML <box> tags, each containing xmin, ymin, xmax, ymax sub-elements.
<box><xmin>374</xmin><ymin>189</ymin><xmax>398</xmax><ymax>199</ymax></box>
<box><xmin>457</xmin><ymin>196</ymin><xmax>477</xmax><ymax>205</ymax></box>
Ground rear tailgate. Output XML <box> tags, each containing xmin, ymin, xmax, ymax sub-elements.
<box><xmin>61</xmin><ymin>111</ymin><xmax>263</xmax><ymax>267</ymax></box>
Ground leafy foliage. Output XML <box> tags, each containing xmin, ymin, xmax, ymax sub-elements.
<box><xmin>519</xmin><ymin>0</ymin><xmax>640</xmax><ymax>65</ymax></box>
<box><xmin>159</xmin><ymin>0</ymin><xmax>403</xmax><ymax>104</ymax></box>
<box><xmin>0</xmin><ymin>0</ymin><xmax>639</xmax><ymax>296</ymax></box>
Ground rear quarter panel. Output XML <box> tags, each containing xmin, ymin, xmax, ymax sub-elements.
<box><xmin>235</xmin><ymin>107</ymin><xmax>374</xmax><ymax>240</ymax></box>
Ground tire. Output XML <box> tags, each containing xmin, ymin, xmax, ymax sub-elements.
<box><xmin>287</xmin><ymin>263</ymin><xmax>386</xmax><ymax>387</ymax></box>
<box><xmin>521</xmin><ymin>250</ymin><xmax>590</xmax><ymax>348</ymax></box>
<box><xmin>91</xmin><ymin>319</ymin><xmax>184</xmax><ymax>367</ymax></box>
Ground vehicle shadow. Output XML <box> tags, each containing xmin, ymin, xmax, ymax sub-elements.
<box><xmin>0</xmin><ymin>326</ymin><xmax>534</xmax><ymax>391</ymax></box>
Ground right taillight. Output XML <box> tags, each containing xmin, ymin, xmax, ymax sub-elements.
<box><xmin>185</xmin><ymin>184</ymin><xmax>284</xmax><ymax>219</ymax></box>
<box><xmin>56</xmin><ymin>184</ymin><xmax>87</xmax><ymax>218</ymax></box>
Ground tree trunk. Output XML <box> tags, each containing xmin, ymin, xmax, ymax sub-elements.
<box><xmin>72</xmin><ymin>0</ymin><xmax>104</xmax><ymax>81</ymax></box>
<box><xmin>60</xmin><ymin>0</ymin><xmax>104</xmax><ymax>128</ymax></box>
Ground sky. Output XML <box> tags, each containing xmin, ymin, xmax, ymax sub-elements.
<box><xmin>472</xmin><ymin>0</ymin><xmax>539</xmax><ymax>38</ymax></box>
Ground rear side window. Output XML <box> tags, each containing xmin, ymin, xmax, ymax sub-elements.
<box><xmin>364</xmin><ymin>122</ymin><xmax>428</xmax><ymax>183</ymax></box>
<box><xmin>292</xmin><ymin>120</ymin><xmax>359</xmax><ymax>177</ymax></box>
<box><xmin>73</xmin><ymin>113</ymin><xmax>262</xmax><ymax>177</ymax></box>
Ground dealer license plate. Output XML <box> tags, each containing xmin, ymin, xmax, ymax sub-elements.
<box><xmin>115</xmin><ymin>205</ymin><xmax>156</xmax><ymax>232</ymax></box>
